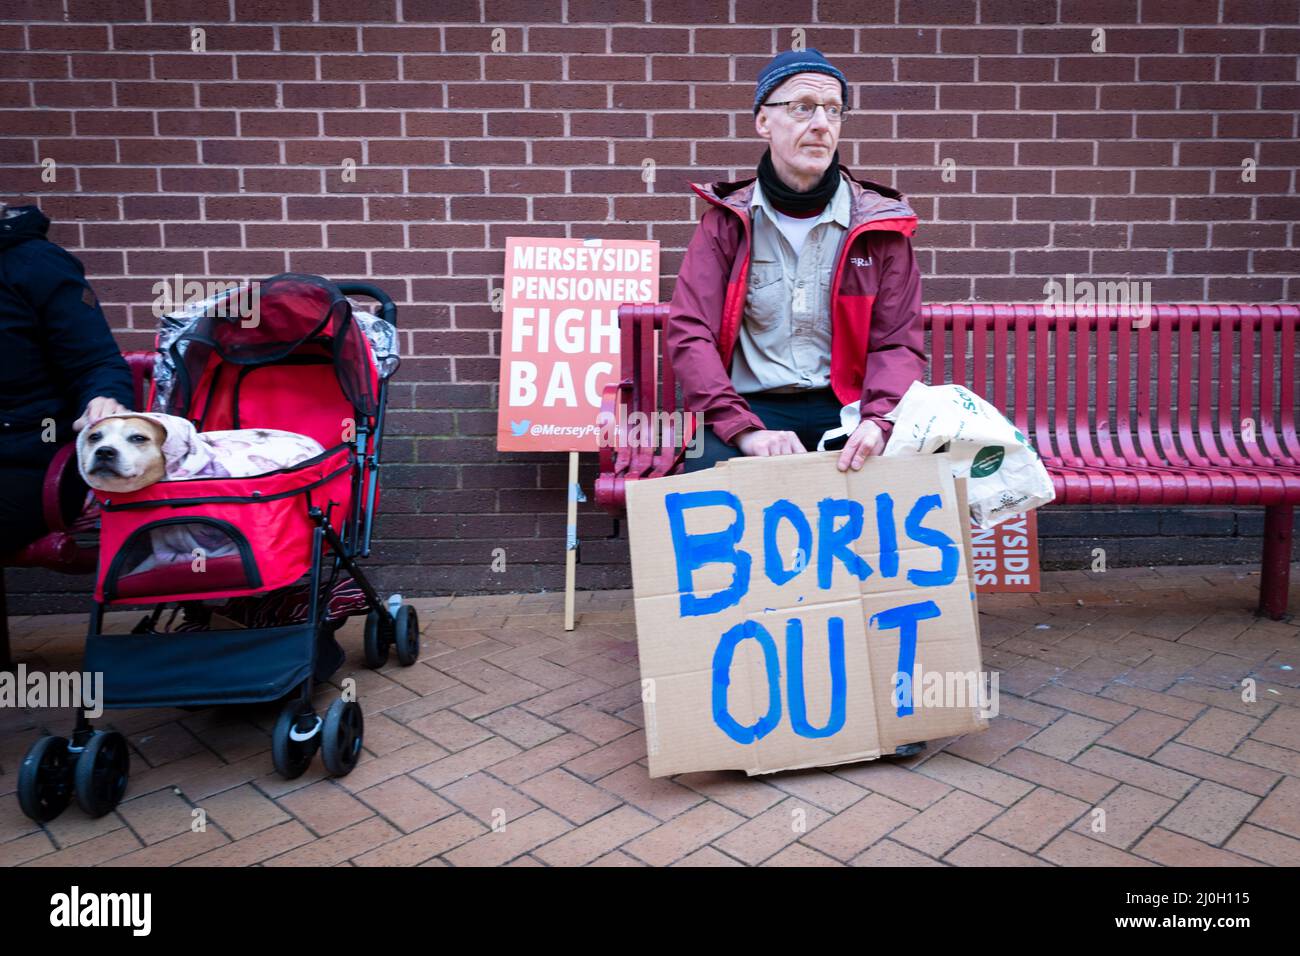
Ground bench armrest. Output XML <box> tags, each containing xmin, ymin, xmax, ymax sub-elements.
<box><xmin>598</xmin><ymin>379</ymin><xmax>632</xmax><ymax>474</ymax></box>
<box><xmin>123</xmin><ymin>349</ymin><xmax>156</xmax><ymax>410</ymax></box>
<box><xmin>39</xmin><ymin>441</ymin><xmax>85</xmax><ymax>534</ymax></box>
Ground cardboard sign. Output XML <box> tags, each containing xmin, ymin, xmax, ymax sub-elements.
<box><xmin>627</xmin><ymin>451</ymin><xmax>989</xmax><ymax>778</ymax></box>
<box><xmin>972</xmin><ymin>510</ymin><xmax>1041</xmax><ymax>593</ymax></box>
<box><xmin>496</xmin><ymin>236</ymin><xmax>659</xmax><ymax>452</ymax></box>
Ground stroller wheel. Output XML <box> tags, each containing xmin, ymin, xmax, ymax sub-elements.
<box><xmin>321</xmin><ymin>698</ymin><xmax>364</xmax><ymax>777</ymax></box>
<box><xmin>73</xmin><ymin>731</ymin><xmax>130</xmax><ymax>818</ymax></box>
<box><xmin>363</xmin><ymin>609</ymin><xmax>390</xmax><ymax>669</ymax></box>
<box><xmin>17</xmin><ymin>735</ymin><xmax>75</xmax><ymax>823</ymax></box>
<box><xmin>272</xmin><ymin>699</ymin><xmax>320</xmax><ymax>780</ymax></box>
<box><xmin>394</xmin><ymin>604</ymin><xmax>420</xmax><ymax>667</ymax></box>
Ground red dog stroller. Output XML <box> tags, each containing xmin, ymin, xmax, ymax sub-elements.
<box><xmin>18</xmin><ymin>274</ymin><xmax>419</xmax><ymax>823</ymax></box>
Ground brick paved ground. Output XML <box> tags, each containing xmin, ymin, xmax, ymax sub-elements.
<box><xmin>2</xmin><ymin>562</ymin><xmax>1298</xmax><ymax>867</ymax></box>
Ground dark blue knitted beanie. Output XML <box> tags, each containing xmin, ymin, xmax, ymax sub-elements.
<box><xmin>753</xmin><ymin>48</ymin><xmax>848</xmax><ymax>114</ymax></box>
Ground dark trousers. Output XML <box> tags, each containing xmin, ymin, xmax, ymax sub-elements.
<box><xmin>1</xmin><ymin>466</ymin><xmax>51</xmax><ymax>553</ymax></box>
<box><xmin>684</xmin><ymin>388</ymin><xmax>847</xmax><ymax>473</ymax></box>
<box><xmin>0</xmin><ymin>464</ymin><xmax>87</xmax><ymax>554</ymax></box>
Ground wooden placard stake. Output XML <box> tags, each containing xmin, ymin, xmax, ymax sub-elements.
<box><xmin>564</xmin><ymin>451</ymin><xmax>579</xmax><ymax>631</ymax></box>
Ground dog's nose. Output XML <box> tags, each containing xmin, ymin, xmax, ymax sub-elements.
<box><xmin>94</xmin><ymin>446</ymin><xmax>118</xmax><ymax>461</ymax></box>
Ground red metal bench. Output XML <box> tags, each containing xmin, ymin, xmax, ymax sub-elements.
<box><xmin>596</xmin><ymin>302</ymin><xmax>1299</xmax><ymax>619</ymax></box>
<box><xmin>1</xmin><ymin>350</ymin><xmax>154</xmax><ymax>667</ymax></box>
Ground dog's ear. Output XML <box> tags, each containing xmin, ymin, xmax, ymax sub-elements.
<box><xmin>162</xmin><ymin>417</ymin><xmax>196</xmax><ymax>475</ymax></box>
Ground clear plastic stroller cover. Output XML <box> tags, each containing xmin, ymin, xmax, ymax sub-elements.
<box><xmin>152</xmin><ymin>274</ymin><xmax>399</xmax><ymax>414</ymax></box>
<box><xmin>349</xmin><ymin>303</ymin><xmax>401</xmax><ymax>379</ymax></box>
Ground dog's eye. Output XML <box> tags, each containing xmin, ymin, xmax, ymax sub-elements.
<box><xmin>128</xmin><ymin>434</ymin><xmax>149</xmax><ymax>443</ymax></box>
<box><xmin>87</xmin><ymin>432</ymin><xmax>101</xmax><ymax>442</ymax></box>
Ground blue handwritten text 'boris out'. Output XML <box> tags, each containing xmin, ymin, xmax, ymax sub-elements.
<box><xmin>664</xmin><ymin>490</ymin><xmax>958</xmax><ymax>743</ymax></box>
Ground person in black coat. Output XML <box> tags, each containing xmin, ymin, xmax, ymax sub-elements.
<box><xmin>0</xmin><ymin>203</ymin><xmax>134</xmax><ymax>552</ymax></box>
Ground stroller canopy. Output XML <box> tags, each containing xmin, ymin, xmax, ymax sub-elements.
<box><xmin>155</xmin><ymin>273</ymin><xmax>396</xmax><ymax>420</ymax></box>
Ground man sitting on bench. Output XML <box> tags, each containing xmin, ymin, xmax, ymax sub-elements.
<box><xmin>668</xmin><ymin>48</ymin><xmax>926</xmax><ymax>477</ymax></box>
<box><xmin>666</xmin><ymin>50</ymin><xmax>930</xmax><ymax>757</ymax></box>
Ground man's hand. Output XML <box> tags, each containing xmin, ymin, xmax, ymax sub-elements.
<box><xmin>837</xmin><ymin>418</ymin><xmax>885</xmax><ymax>471</ymax></box>
<box><xmin>73</xmin><ymin>396</ymin><xmax>129</xmax><ymax>432</ymax></box>
<box><xmin>735</xmin><ymin>428</ymin><xmax>807</xmax><ymax>458</ymax></box>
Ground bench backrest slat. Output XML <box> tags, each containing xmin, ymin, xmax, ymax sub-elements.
<box><xmin>1239</xmin><ymin>309</ymin><xmax>1266</xmax><ymax>467</ymax></box>
<box><xmin>1076</xmin><ymin>313</ymin><xmax>1092</xmax><ymax>465</ymax></box>
<box><xmin>971</xmin><ymin>305</ymin><xmax>989</xmax><ymax>400</ymax></box>
<box><xmin>1217</xmin><ymin>308</ymin><xmax>1243</xmax><ymax>465</ymax></box>
<box><xmin>1159</xmin><ymin>308</ymin><xmax>1182</xmax><ymax>465</ymax></box>
<box><xmin>1030</xmin><ymin>307</ymin><xmax>1052</xmax><ymax>460</ymax></box>
<box><xmin>1054</xmin><ymin>310</ymin><xmax>1073</xmax><ymax>463</ymax></box>
<box><xmin>1195</xmin><ymin>307</ymin><xmax>1225</xmax><ymax>467</ymax></box>
<box><xmin>1280</xmin><ymin>306</ymin><xmax>1299</xmax><ymax>462</ymax></box>
<box><xmin>993</xmin><ymin>306</ymin><xmax>1009</xmax><ymax>419</ymax></box>
<box><xmin>1259</xmin><ymin>305</ymin><xmax>1284</xmax><ymax>462</ymax></box>
<box><xmin>952</xmin><ymin>307</ymin><xmax>967</xmax><ymax>389</ymax></box>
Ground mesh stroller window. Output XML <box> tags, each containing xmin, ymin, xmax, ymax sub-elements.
<box><xmin>106</xmin><ymin>518</ymin><xmax>262</xmax><ymax>601</ymax></box>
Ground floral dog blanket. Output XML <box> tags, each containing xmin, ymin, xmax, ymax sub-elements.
<box><xmin>97</xmin><ymin>412</ymin><xmax>326</xmax><ymax>480</ymax></box>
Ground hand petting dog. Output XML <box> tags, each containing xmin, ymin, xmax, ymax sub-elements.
<box><xmin>73</xmin><ymin>396</ymin><xmax>130</xmax><ymax>432</ymax></box>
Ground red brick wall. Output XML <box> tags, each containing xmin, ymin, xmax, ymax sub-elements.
<box><xmin>3</xmin><ymin>1</ymin><xmax>1298</xmax><ymax>609</ymax></box>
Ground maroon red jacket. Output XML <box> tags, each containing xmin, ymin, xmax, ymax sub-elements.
<box><xmin>666</xmin><ymin>164</ymin><xmax>925</xmax><ymax>445</ymax></box>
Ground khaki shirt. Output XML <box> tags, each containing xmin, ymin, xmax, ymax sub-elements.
<box><xmin>730</xmin><ymin>176</ymin><xmax>851</xmax><ymax>395</ymax></box>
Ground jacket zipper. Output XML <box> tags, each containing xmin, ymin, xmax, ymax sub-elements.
<box><xmin>828</xmin><ymin>218</ymin><xmax>917</xmax><ymax>309</ymax></box>
<box><xmin>689</xmin><ymin>184</ymin><xmax>752</xmax><ymax>367</ymax></box>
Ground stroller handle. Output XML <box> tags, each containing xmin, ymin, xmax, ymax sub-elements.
<box><xmin>339</xmin><ymin>282</ymin><xmax>397</xmax><ymax>326</ymax></box>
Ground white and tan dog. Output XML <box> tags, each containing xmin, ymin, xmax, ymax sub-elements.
<box><xmin>77</xmin><ymin>413</ymin><xmax>325</xmax><ymax>574</ymax></box>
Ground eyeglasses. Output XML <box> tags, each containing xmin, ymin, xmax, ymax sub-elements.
<box><xmin>762</xmin><ymin>100</ymin><xmax>850</xmax><ymax>123</ymax></box>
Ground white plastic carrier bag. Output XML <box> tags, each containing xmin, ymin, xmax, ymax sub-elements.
<box><xmin>817</xmin><ymin>381</ymin><xmax>1055</xmax><ymax>529</ymax></box>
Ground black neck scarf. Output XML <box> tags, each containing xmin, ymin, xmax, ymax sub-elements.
<box><xmin>756</xmin><ymin>147</ymin><xmax>842</xmax><ymax>214</ymax></box>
